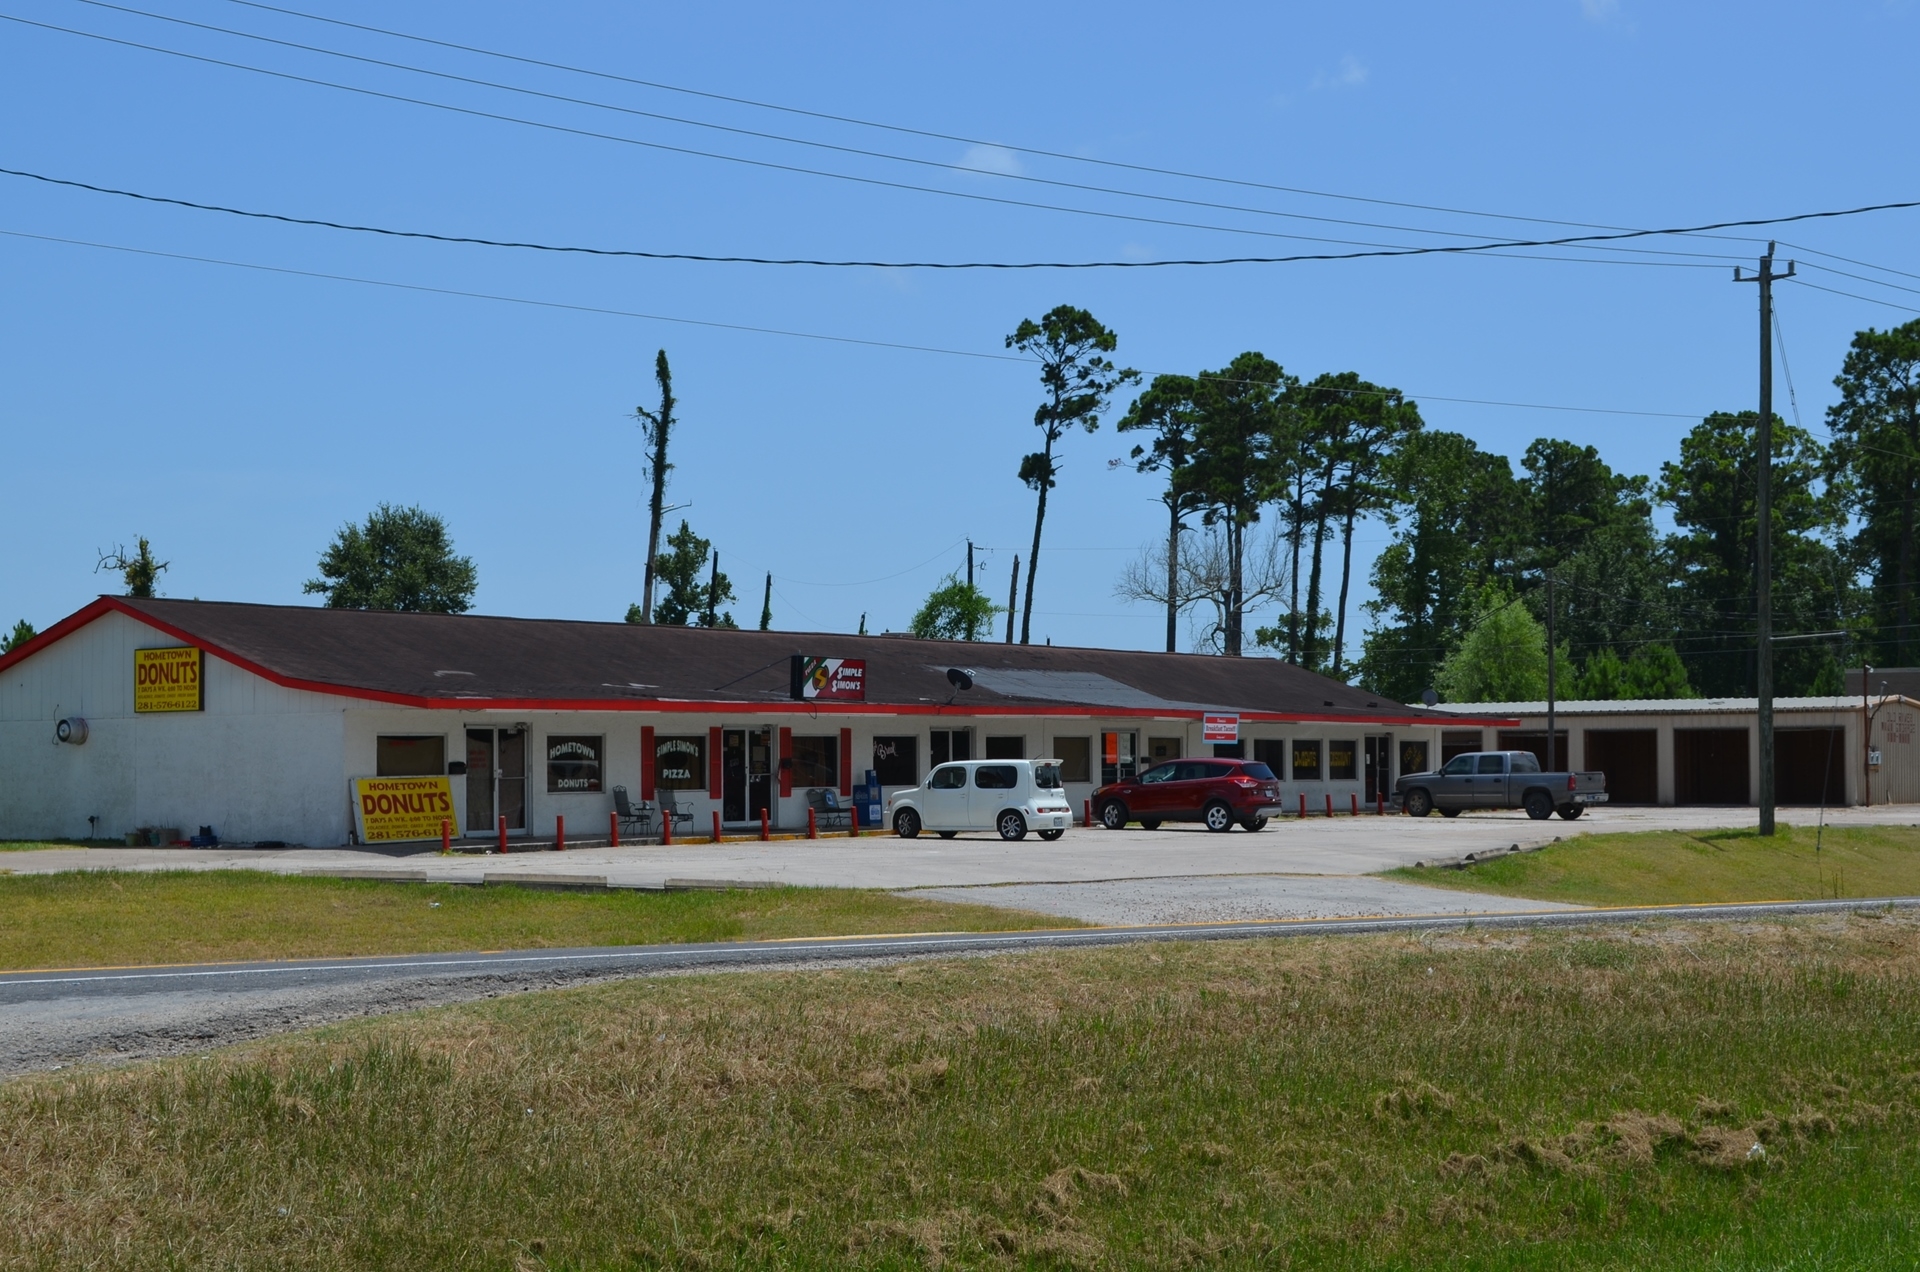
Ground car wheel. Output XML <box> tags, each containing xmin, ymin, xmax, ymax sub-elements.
<box><xmin>1038</xmin><ymin>828</ymin><xmax>1065</xmax><ymax>841</ymax></box>
<box><xmin>1099</xmin><ymin>801</ymin><xmax>1129</xmax><ymax>830</ymax></box>
<box><xmin>1524</xmin><ymin>790</ymin><xmax>1554</xmax><ymax>820</ymax></box>
<box><xmin>893</xmin><ymin>808</ymin><xmax>921</xmax><ymax>839</ymax></box>
<box><xmin>1203</xmin><ymin>801</ymin><xmax>1235</xmax><ymax>833</ymax></box>
<box><xmin>1240</xmin><ymin>816</ymin><xmax>1269</xmax><ymax>832</ymax></box>
<box><xmin>1139</xmin><ymin>819</ymin><xmax>1162</xmax><ymax>831</ymax></box>
<box><xmin>1404</xmin><ymin>788</ymin><xmax>1433</xmax><ymax>818</ymax></box>
<box><xmin>997</xmin><ymin>810</ymin><xmax>1028</xmax><ymax>841</ymax></box>
<box><xmin>1557</xmin><ymin>804</ymin><xmax>1584</xmax><ymax>820</ymax></box>
<box><xmin>1440</xmin><ymin>808</ymin><xmax>1462</xmax><ymax>818</ymax></box>
<box><xmin>938</xmin><ymin>830</ymin><xmax>958</xmax><ymax>839</ymax></box>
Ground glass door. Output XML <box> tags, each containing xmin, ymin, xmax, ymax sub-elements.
<box><xmin>464</xmin><ymin>726</ymin><xmax>528</xmax><ymax>835</ymax></box>
<box><xmin>722</xmin><ymin>729</ymin><xmax>748</xmax><ymax>823</ymax></box>
<box><xmin>1364</xmin><ymin>735</ymin><xmax>1393</xmax><ymax>803</ymax></box>
<box><xmin>748</xmin><ymin>727</ymin><xmax>772</xmax><ymax>823</ymax></box>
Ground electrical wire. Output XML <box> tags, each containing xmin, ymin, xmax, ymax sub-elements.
<box><xmin>0</xmin><ymin>161</ymin><xmax>1905</xmax><ymax>272</ymax></box>
<box><xmin>1785</xmin><ymin>278</ymin><xmax>1920</xmax><ymax>314</ymax></box>
<box><xmin>1775</xmin><ymin>240</ymin><xmax>1920</xmax><ymax>285</ymax></box>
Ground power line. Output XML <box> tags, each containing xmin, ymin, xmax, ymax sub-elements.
<box><xmin>0</xmin><ymin>161</ymin><xmax>1907</xmax><ymax>273</ymax></box>
<box><xmin>1775</xmin><ymin>240</ymin><xmax>1920</xmax><ymax>285</ymax></box>
<box><xmin>64</xmin><ymin>0</ymin><xmax>1751</xmax><ymax>263</ymax></box>
<box><xmin>1785</xmin><ymin>278</ymin><xmax>1920</xmax><ymax>315</ymax></box>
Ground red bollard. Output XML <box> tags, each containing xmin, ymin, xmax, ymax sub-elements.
<box><xmin>850</xmin><ymin>806</ymin><xmax>860</xmax><ymax>838</ymax></box>
<box><xmin>1325</xmin><ymin>793</ymin><xmax>1334</xmax><ymax>818</ymax></box>
<box><xmin>1351</xmin><ymin>793</ymin><xmax>1359</xmax><ymax>816</ymax></box>
<box><xmin>1377</xmin><ymin>793</ymin><xmax>1386</xmax><ymax>816</ymax></box>
<box><xmin>662</xmin><ymin>808</ymin><xmax>673</xmax><ymax>846</ymax></box>
<box><xmin>497</xmin><ymin>814</ymin><xmax>507</xmax><ymax>855</ymax></box>
<box><xmin>609</xmin><ymin>810</ymin><xmax>620</xmax><ymax>848</ymax></box>
<box><xmin>807</xmin><ymin>807</ymin><xmax>818</xmax><ymax>840</ymax></box>
<box><xmin>1083</xmin><ymin>799</ymin><xmax>1092</xmax><ymax>827</ymax></box>
<box><xmin>760</xmin><ymin>808</ymin><xmax>770</xmax><ymax>841</ymax></box>
<box><xmin>440</xmin><ymin>819</ymin><xmax>450</xmax><ymax>855</ymax></box>
<box><xmin>555</xmin><ymin>814</ymin><xmax>565</xmax><ymax>852</ymax></box>
<box><xmin>1298</xmin><ymin>792</ymin><xmax>1307</xmax><ymax>819</ymax></box>
<box><xmin>712</xmin><ymin>810</ymin><xmax>722</xmax><ymax>844</ymax></box>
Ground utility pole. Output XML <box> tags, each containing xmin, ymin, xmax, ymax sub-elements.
<box><xmin>966</xmin><ymin>540</ymin><xmax>977</xmax><ymax>641</ymax></box>
<box><xmin>1545</xmin><ymin>571</ymin><xmax>1556</xmax><ymax>772</ymax></box>
<box><xmin>1005</xmin><ymin>555</ymin><xmax>1020</xmax><ymax>644</ymax></box>
<box><xmin>759</xmin><ymin>571</ymin><xmax>773</xmax><ymax>631</ymax></box>
<box><xmin>1735</xmin><ymin>242</ymin><xmax>1795</xmax><ymax>836</ymax></box>
<box><xmin>703</xmin><ymin>550</ymin><xmax>721</xmax><ymax>628</ymax></box>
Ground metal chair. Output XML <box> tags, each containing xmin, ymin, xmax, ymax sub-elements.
<box><xmin>807</xmin><ymin>788</ymin><xmax>853</xmax><ymax>830</ymax></box>
<box><xmin>663</xmin><ymin>796</ymin><xmax>695</xmax><ymax>835</ymax></box>
<box><xmin>613</xmin><ymin>786</ymin><xmax>654</xmax><ymax>839</ymax></box>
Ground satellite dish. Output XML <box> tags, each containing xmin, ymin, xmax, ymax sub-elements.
<box><xmin>946</xmin><ymin>668</ymin><xmax>974</xmax><ymax>691</ymax></box>
<box><xmin>1421</xmin><ymin>688</ymin><xmax>1440</xmax><ymax>707</ymax></box>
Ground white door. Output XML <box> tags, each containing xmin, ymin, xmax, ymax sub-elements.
<box><xmin>971</xmin><ymin>763</ymin><xmax>1021</xmax><ymax>829</ymax></box>
<box><xmin>921</xmin><ymin>764</ymin><xmax>969</xmax><ymax>830</ymax></box>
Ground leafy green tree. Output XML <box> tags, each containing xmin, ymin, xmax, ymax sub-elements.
<box><xmin>1181</xmin><ymin>353</ymin><xmax>1292</xmax><ymax>656</ymax></box>
<box><xmin>1007</xmin><ymin>305</ymin><xmax>1138</xmax><ymax>645</ymax></box>
<box><xmin>910</xmin><ymin>574</ymin><xmax>999</xmax><ymax>641</ymax></box>
<box><xmin>96</xmin><ymin>537</ymin><xmax>169</xmax><ymax>598</ymax></box>
<box><xmin>1657</xmin><ymin>411</ymin><xmax>1849</xmax><ymax>696</ymax></box>
<box><xmin>1117</xmin><ymin>373</ymin><xmax>1205</xmax><ymax>653</ymax></box>
<box><xmin>1572</xmin><ymin>644</ymin><xmax>1695</xmax><ymax>699</ymax></box>
<box><xmin>1355</xmin><ymin>431</ymin><xmax>1525</xmax><ymax>701</ymax></box>
<box><xmin>1825</xmin><ymin>318</ymin><xmax>1920</xmax><ymax>665</ymax></box>
<box><xmin>642</xmin><ymin>521</ymin><xmax>734</xmax><ymax>627</ymax></box>
<box><xmin>303</xmin><ymin>506</ymin><xmax>475</xmax><ymax>613</ymax></box>
<box><xmin>2</xmin><ymin>619</ymin><xmax>35</xmax><ymax>653</ymax></box>
<box><xmin>1434</xmin><ymin>583</ymin><xmax>1549</xmax><ymax>703</ymax></box>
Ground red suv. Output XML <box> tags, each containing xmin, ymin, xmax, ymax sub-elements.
<box><xmin>1093</xmin><ymin>759</ymin><xmax>1285</xmax><ymax>832</ymax></box>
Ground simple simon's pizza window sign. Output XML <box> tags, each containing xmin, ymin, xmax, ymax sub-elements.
<box><xmin>134</xmin><ymin>647</ymin><xmax>203</xmax><ymax>712</ymax></box>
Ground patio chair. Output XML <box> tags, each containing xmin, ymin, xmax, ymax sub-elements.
<box><xmin>806</xmin><ymin>788</ymin><xmax>853</xmax><ymax>830</ymax></box>
<box><xmin>663</xmin><ymin>796</ymin><xmax>696</xmax><ymax>835</ymax></box>
<box><xmin>612</xmin><ymin>786</ymin><xmax>654</xmax><ymax>839</ymax></box>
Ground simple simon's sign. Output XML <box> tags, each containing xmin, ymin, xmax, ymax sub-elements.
<box><xmin>134</xmin><ymin>647</ymin><xmax>204</xmax><ymax>713</ymax></box>
<box><xmin>352</xmin><ymin>776</ymin><xmax>459</xmax><ymax>843</ymax></box>
<box><xmin>789</xmin><ymin>655</ymin><xmax>866</xmax><ymax>701</ymax></box>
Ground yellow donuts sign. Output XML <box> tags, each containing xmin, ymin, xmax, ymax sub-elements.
<box><xmin>134</xmin><ymin>646</ymin><xmax>204</xmax><ymax>713</ymax></box>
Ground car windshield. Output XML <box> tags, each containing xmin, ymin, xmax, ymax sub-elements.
<box><xmin>1034</xmin><ymin>763</ymin><xmax>1062</xmax><ymax>789</ymax></box>
<box><xmin>1240</xmin><ymin>762</ymin><xmax>1277</xmax><ymax>780</ymax></box>
<box><xmin>974</xmin><ymin>764</ymin><xmax>1019</xmax><ymax>790</ymax></box>
<box><xmin>1137</xmin><ymin>764</ymin><xmax>1177</xmax><ymax>784</ymax></box>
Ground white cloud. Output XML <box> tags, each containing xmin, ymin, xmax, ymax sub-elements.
<box><xmin>958</xmin><ymin>144</ymin><xmax>1022</xmax><ymax>176</ymax></box>
<box><xmin>1310</xmin><ymin>54</ymin><xmax>1369</xmax><ymax>91</ymax></box>
<box><xmin>1581</xmin><ymin>0</ymin><xmax>1621</xmax><ymax>20</ymax></box>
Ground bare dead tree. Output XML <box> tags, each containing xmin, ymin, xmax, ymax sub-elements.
<box><xmin>1117</xmin><ymin>527</ymin><xmax>1289</xmax><ymax>653</ymax></box>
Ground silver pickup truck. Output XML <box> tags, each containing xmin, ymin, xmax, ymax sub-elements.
<box><xmin>1397</xmin><ymin>750</ymin><xmax>1608</xmax><ymax>821</ymax></box>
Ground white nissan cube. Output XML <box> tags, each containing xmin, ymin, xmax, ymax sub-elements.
<box><xmin>888</xmin><ymin>758</ymin><xmax>1073</xmax><ymax>841</ymax></box>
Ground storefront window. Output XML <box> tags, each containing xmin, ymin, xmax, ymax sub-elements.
<box><xmin>1400</xmin><ymin>740</ymin><xmax>1430</xmax><ymax>776</ymax></box>
<box><xmin>985</xmin><ymin>735</ymin><xmax>1025</xmax><ymax>759</ymax></box>
<box><xmin>1100</xmin><ymin>731</ymin><xmax>1137</xmax><ymax>784</ymax></box>
<box><xmin>377</xmin><ymin>735</ymin><xmax>445</xmax><ymax>777</ymax></box>
<box><xmin>546</xmin><ymin>735</ymin><xmax>603</xmax><ymax>792</ymax></box>
<box><xmin>1253</xmin><ymin>739</ymin><xmax>1287</xmax><ymax>774</ymax></box>
<box><xmin>930</xmin><ymin>729</ymin><xmax>972</xmax><ymax>765</ymax></box>
<box><xmin>1328</xmin><ymin>740</ymin><xmax>1357</xmax><ymax>781</ymax></box>
<box><xmin>792</xmin><ymin>735</ymin><xmax>838</xmax><ymax>788</ymax></box>
<box><xmin>655</xmin><ymin>735</ymin><xmax>706</xmax><ymax>791</ymax></box>
<box><xmin>1051</xmin><ymin>736</ymin><xmax>1091</xmax><ymax>783</ymax></box>
<box><xmin>872</xmin><ymin>735</ymin><xmax>918</xmax><ymax>786</ymax></box>
<box><xmin>1292</xmin><ymin>740</ymin><xmax>1323</xmax><ymax>781</ymax></box>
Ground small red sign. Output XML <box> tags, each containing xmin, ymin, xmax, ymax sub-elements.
<box><xmin>1202</xmin><ymin>713</ymin><xmax>1239</xmax><ymax>743</ymax></box>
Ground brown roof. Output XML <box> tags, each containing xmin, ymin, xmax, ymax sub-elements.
<box><xmin>9</xmin><ymin>597</ymin><xmax>1433</xmax><ymax>724</ymax></box>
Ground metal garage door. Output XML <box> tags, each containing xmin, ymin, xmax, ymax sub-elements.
<box><xmin>1775</xmin><ymin>727</ymin><xmax>1846</xmax><ymax>805</ymax></box>
<box><xmin>1583</xmin><ymin>729</ymin><xmax>1657</xmax><ymax>804</ymax></box>
<box><xmin>1675</xmin><ymin>728</ymin><xmax>1749</xmax><ymax>804</ymax></box>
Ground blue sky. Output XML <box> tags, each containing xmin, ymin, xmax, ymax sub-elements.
<box><xmin>4</xmin><ymin>0</ymin><xmax>1917</xmax><ymax>656</ymax></box>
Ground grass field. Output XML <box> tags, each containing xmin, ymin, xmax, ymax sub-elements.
<box><xmin>5</xmin><ymin>915</ymin><xmax>1919</xmax><ymax>1268</ymax></box>
<box><xmin>0</xmin><ymin>870</ymin><xmax>1075</xmax><ymax>970</ymax></box>
<box><xmin>1384</xmin><ymin>822</ymin><xmax>1920</xmax><ymax>908</ymax></box>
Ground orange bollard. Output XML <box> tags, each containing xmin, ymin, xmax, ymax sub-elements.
<box><xmin>1351</xmin><ymin>793</ymin><xmax>1359</xmax><ymax>816</ymax></box>
<box><xmin>760</xmin><ymin>808</ymin><xmax>770</xmax><ymax>841</ymax></box>
<box><xmin>712</xmin><ymin>811</ymin><xmax>722</xmax><ymax>844</ymax></box>
<box><xmin>807</xmin><ymin>807</ymin><xmax>818</xmax><ymax>839</ymax></box>
<box><xmin>441</xmin><ymin>819</ymin><xmax>450</xmax><ymax>855</ymax></box>
<box><xmin>497</xmin><ymin>813</ymin><xmax>507</xmax><ymax>855</ymax></box>
<box><xmin>1325</xmin><ymin>793</ymin><xmax>1334</xmax><ymax>818</ymax></box>
<box><xmin>555</xmin><ymin>814</ymin><xmax>565</xmax><ymax>852</ymax></box>
<box><xmin>1298</xmin><ymin>792</ymin><xmax>1307</xmax><ymax>819</ymax></box>
<box><xmin>610</xmin><ymin>810</ymin><xmax>620</xmax><ymax>848</ymax></box>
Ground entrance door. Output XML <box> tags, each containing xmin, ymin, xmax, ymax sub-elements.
<box><xmin>1363</xmin><ymin>735</ymin><xmax>1394</xmax><ymax>803</ymax></box>
<box><xmin>464</xmin><ymin>726</ymin><xmax>528</xmax><ymax>835</ymax></box>
<box><xmin>722</xmin><ymin>727</ymin><xmax>775</xmax><ymax>825</ymax></box>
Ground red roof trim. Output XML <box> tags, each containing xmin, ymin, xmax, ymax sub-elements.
<box><xmin>1</xmin><ymin>598</ymin><xmax>1500</xmax><ymax>728</ymax></box>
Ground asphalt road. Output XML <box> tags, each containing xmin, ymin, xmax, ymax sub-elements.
<box><xmin>6</xmin><ymin>896</ymin><xmax>1916</xmax><ymax>1079</ymax></box>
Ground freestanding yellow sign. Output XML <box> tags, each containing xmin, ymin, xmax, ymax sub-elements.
<box><xmin>352</xmin><ymin>776</ymin><xmax>460</xmax><ymax>843</ymax></box>
<box><xmin>134</xmin><ymin>646</ymin><xmax>204</xmax><ymax>713</ymax></box>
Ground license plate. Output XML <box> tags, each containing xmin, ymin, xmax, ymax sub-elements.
<box><xmin>1576</xmin><ymin>793</ymin><xmax>1610</xmax><ymax>804</ymax></box>
<box><xmin>1052</xmin><ymin>817</ymin><xmax>1065</xmax><ymax>828</ymax></box>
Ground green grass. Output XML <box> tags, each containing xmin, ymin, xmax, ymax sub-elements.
<box><xmin>1384</xmin><ymin>822</ymin><xmax>1920</xmax><ymax>908</ymax></box>
<box><xmin>0</xmin><ymin>870</ymin><xmax>1076</xmax><ymax>971</ymax></box>
<box><xmin>6</xmin><ymin>916</ymin><xmax>1920</xmax><ymax>1268</ymax></box>
<box><xmin>0</xmin><ymin>838</ymin><xmax>121</xmax><ymax>852</ymax></box>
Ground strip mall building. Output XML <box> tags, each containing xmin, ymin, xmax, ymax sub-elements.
<box><xmin>1</xmin><ymin>598</ymin><xmax>1454</xmax><ymax>845</ymax></box>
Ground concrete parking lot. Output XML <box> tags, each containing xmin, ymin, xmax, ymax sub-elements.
<box><xmin>6</xmin><ymin>804</ymin><xmax>1911</xmax><ymax>924</ymax></box>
